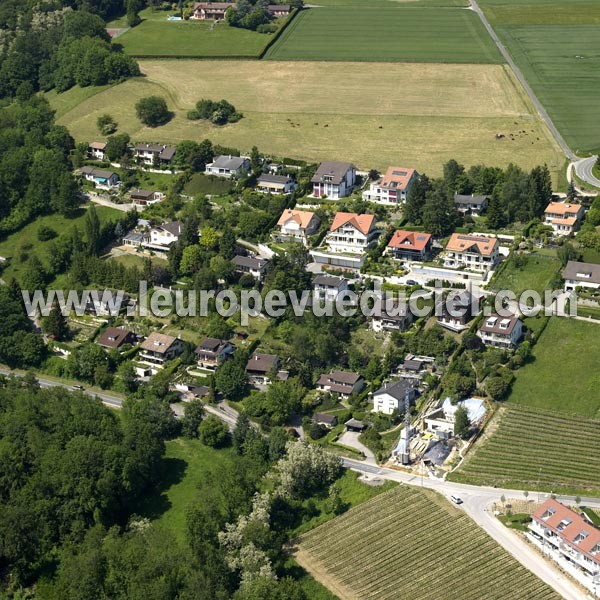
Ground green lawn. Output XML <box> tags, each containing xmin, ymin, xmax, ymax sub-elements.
<box><xmin>0</xmin><ymin>205</ymin><xmax>121</xmax><ymax>284</ymax></box>
<box><xmin>490</xmin><ymin>251</ymin><xmax>560</xmax><ymax>296</ymax></box>
<box><xmin>265</xmin><ymin>7</ymin><xmax>503</xmax><ymax>63</ymax></box>
<box><xmin>509</xmin><ymin>317</ymin><xmax>600</xmax><ymax>417</ymax></box>
<box><xmin>477</xmin><ymin>0</ymin><xmax>600</xmax><ymax>154</ymax></box>
<box><xmin>136</xmin><ymin>438</ymin><xmax>238</xmax><ymax>541</ymax></box>
<box><xmin>184</xmin><ymin>172</ymin><xmax>234</xmax><ymax>196</ymax></box>
<box><xmin>116</xmin><ymin>9</ymin><xmax>273</xmax><ymax>57</ymax></box>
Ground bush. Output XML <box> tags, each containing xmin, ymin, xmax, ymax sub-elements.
<box><xmin>191</xmin><ymin>98</ymin><xmax>243</xmax><ymax>126</ymax></box>
<box><xmin>199</xmin><ymin>415</ymin><xmax>230</xmax><ymax>447</ymax></box>
<box><xmin>97</xmin><ymin>114</ymin><xmax>117</xmax><ymax>135</ymax></box>
<box><xmin>37</xmin><ymin>226</ymin><xmax>57</xmax><ymax>241</ymax></box>
<box><xmin>308</xmin><ymin>422</ymin><xmax>328</xmax><ymax>440</ymax></box>
<box><xmin>257</xmin><ymin>23</ymin><xmax>278</xmax><ymax>34</ymax></box>
<box><xmin>135</xmin><ymin>96</ymin><xmax>171</xmax><ymax>127</ymax></box>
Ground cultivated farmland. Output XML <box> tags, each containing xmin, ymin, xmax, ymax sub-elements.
<box><xmin>449</xmin><ymin>404</ymin><xmax>600</xmax><ymax>495</ymax></box>
<box><xmin>265</xmin><ymin>7</ymin><xmax>503</xmax><ymax>63</ymax></box>
<box><xmin>296</xmin><ymin>486</ymin><xmax>560</xmax><ymax>600</ymax></box>
<box><xmin>509</xmin><ymin>317</ymin><xmax>600</xmax><ymax>417</ymax></box>
<box><xmin>52</xmin><ymin>61</ymin><xmax>563</xmax><ymax>177</ymax></box>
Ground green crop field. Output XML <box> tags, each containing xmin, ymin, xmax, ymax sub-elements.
<box><xmin>481</xmin><ymin>0</ymin><xmax>600</xmax><ymax>25</ymax></box>
<box><xmin>50</xmin><ymin>60</ymin><xmax>563</xmax><ymax>178</ymax></box>
<box><xmin>296</xmin><ymin>486</ymin><xmax>560</xmax><ymax>600</ymax></box>
<box><xmin>113</xmin><ymin>8</ymin><xmax>273</xmax><ymax>57</ymax></box>
<box><xmin>450</xmin><ymin>404</ymin><xmax>600</xmax><ymax>495</ymax></box>
<box><xmin>509</xmin><ymin>317</ymin><xmax>600</xmax><ymax>417</ymax></box>
<box><xmin>490</xmin><ymin>251</ymin><xmax>560</xmax><ymax>296</ymax></box>
<box><xmin>265</xmin><ymin>7</ymin><xmax>503</xmax><ymax>62</ymax></box>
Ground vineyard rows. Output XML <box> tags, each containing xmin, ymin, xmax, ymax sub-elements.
<box><xmin>453</xmin><ymin>404</ymin><xmax>600</xmax><ymax>494</ymax></box>
<box><xmin>299</xmin><ymin>486</ymin><xmax>559</xmax><ymax>600</ymax></box>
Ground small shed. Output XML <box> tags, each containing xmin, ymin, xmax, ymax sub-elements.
<box><xmin>345</xmin><ymin>418</ymin><xmax>367</xmax><ymax>432</ymax></box>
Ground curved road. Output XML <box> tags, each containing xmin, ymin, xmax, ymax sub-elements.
<box><xmin>342</xmin><ymin>458</ymin><xmax>598</xmax><ymax>600</ymax></box>
<box><xmin>469</xmin><ymin>0</ymin><xmax>600</xmax><ymax>189</ymax></box>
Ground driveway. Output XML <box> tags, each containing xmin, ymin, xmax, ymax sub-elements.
<box><xmin>338</xmin><ymin>431</ymin><xmax>375</xmax><ymax>464</ymax></box>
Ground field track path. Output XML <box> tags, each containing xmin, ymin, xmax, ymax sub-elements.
<box><xmin>469</xmin><ymin>0</ymin><xmax>600</xmax><ymax>188</ymax></box>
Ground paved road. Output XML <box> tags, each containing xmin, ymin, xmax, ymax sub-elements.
<box><xmin>574</xmin><ymin>156</ymin><xmax>600</xmax><ymax>189</ymax></box>
<box><xmin>87</xmin><ymin>193</ymin><xmax>140</xmax><ymax>212</ymax></box>
<box><xmin>0</xmin><ymin>367</ymin><xmax>124</xmax><ymax>409</ymax></box>
<box><xmin>341</xmin><ymin>457</ymin><xmax>599</xmax><ymax>600</ymax></box>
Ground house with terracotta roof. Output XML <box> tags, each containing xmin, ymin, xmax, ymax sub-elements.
<box><xmin>276</xmin><ymin>209</ymin><xmax>320</xmax><ymax>242</ymax></box>
<box><xmin>386</xmin><ymin>230</ymin><xmax>433</xmax><ymax>261</ymax></box>
<box><xmin>544</xmin><ymin>202</ymin><xmax>585</xmax><ymax>235</ymax></box>
<box><xmin>88</xmin><ymin>141</ymin><xmax>107</xmax><ymax>161</ymax></box>
<box><xmin>310</xmin><ymin>212</ymin><xmax>378</xmax><ymax>269</ymax></box>
<box><xmin>138</xmin><ymin>332</ymin><xmax>184</xmax><ymax>370</ymax></box>
<box><xmin>256</xmin><ymin>174</ymin><xmax>296</xmax><ymax>195</ymax></box>
<box><xmin>317</xmin><ymin>370</ymin><xmax>364</xmax><ymax>399</ymax></box>
<box><xmin>311</xmin><ymin>161</ymin><xmax>356</xmax><ymax>199</ymax></box>
<box><xmin>191</xmin><ymin>2</ymin><xmax>235</xmax><ymax>20</ymax></box>
<box><xmin>529</xmin><ymin>499</ymin><xmax>600</xmax><ymax>579</ymax></box>
<box><xmin>477</xmin><ymin>312</ymin><xmax>523</xmax><ymax>348</ymax></box>
<box><xmin>443</xmin><ymin>233</ymin><xmax>499</xmax><ymax>272</ymax></box>
<box><xmin>363</xmin><ymin>167</ymin><xmax>417</xmax><ymax>205</ymax></box>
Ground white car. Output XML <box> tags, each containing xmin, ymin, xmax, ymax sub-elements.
<box><xmin>450</xmin><ymin>495</ymin><xmax>463</xmax><ymax>505</ymax></box>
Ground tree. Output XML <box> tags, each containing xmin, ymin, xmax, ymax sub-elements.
<box><xmin>180</xmin><ymin>244</ymin><xmax>204</xmax><ymax>275</ymax></box>
<box><xmin>567</xmin><ymin>179</ymin><xmax>577</xmax><ymax>202</ymax></box>
<box><xmin>486</xmin><ymin>376</ymin><xmax>510</xmax><ymax>401</ymax></box>
<box><xmin>85</xmin><ymin>205</ymin><xmax>101</xmax><ymax>256</ymax></box>
<box><xmin>250</xmin><ymin>146</ymin><xmax>261</xmax><ymax>170</ymax></box>
<box><xmin>215</xmin><ymin>358</ymin><xmax>248</xmax><ymax>401</ymax></box>
<box><xmin>181</xmin><ymin>399</ymin><xmax>205</xmax><ymax>438</ymax></box>
<box><xmin>105</xmin><ymin>133</ymin><xmax>130</xmax><ymax>161</ymax></box>
<box><xmin>135</xmin><ymin>96</ymin><xmax>171</xmax><ymax>127</ymax></box>
<box><xmin>199</xmin><ymin>415</ymin><xmax>229</xmax><ymax>447</ymax></box>
<box><xmin>127</xmin><ymin>0</ymin><xmax>143</xmax><ymax>26</ymax></box>
<box><xmin>117</xmin><ymin>360</ymin><xmax>138</xmax><ymax>393</ymax></box>
<box><xmin>43</xmin><ymin>300</ymin><xmax>68</xmax><ymax>340</ymax></box>
<box><xmin>453</xmin><ymin>404</ymin><xmax>471</xmax><ymax>439</ymax></box>
<box><xmin>201</xmin><ymin>226</ymin><xmax>219</xmax><ymax>250</ymax></box>
<box><xmin>97</xmin><ymin>114</ymin><xmax>117</xmax><ymax>135</ymax></box>
<box><xmin>557</xmin><ymin>242</ymin><xmax>582</xmax><ymax>267</ymax></box>
<box><xmin>233</xmin><ymin>412</ymin><xmax>252</xmax><ymax>454</ymax></box>
<box><xmin>486</xmin><ymin>188</ymin><xmax>505</xmax><ymax>230</ymax></box>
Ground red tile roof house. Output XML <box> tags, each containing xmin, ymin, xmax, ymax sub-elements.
<box><xmin>316</xmin><ymin>370</ymin><xmax>364</xmax><ymax>399</ymax></box>
<box><xmin>276</xmin><ymin>209</ymin><xmax>320</xmax><ymax>243</ymax></box>
<box><xmin>88</xmin><ymin>141</ymin><xmax>107</xmax><ymax>160</ymax></box>
<box><xmin>246</xmin><ymin>353</ymin><xmax>288</xmax><ymax>386</ymax></box>
<box><xmin>477</xmin><ymin>312</ymin><xmax>523</xmax><ymax>349</ymax></box>
<box><xmin>363</xmin><ymin>167</ymin><xmax>418</xmax><ymax>205</ymax></box>
<box><xmin>386</xmin><ymin>230</ymin><xmax>433</xmax><ymax>261</ymax></box>
<box><xmin>134</xmin><ymin>143</ymin><xmax>176</xmax><ymax>166</ymax></box>
<box><xmin>443</xmin><ymin>233</ymin><xmax>499</xmax><ymax>273</ymax></box>
<box><xmin>194</xmin><ymin>337</ymin><xmax>235</xmax><ymax>371</ymax></box>
<box><xmin>311</xmin><ymin>161</ymin><xmax>356</xmax><ymax>199</ymax></box>
<box><xmin>96</xmin><ymin>327</ymin><xmax>137</xmax><ymax>349</ymax></box>
<box><xmin>191</xmin><ymin>2</ymin><xmax>235</xmax><ymax>20</ymax></box>
<box><xmin>544</xmin><ymin>201</ymin><xmax>585</xmax><ymax>236</ymax></box>
<box><xmin>529</xmin><ymin>499</ymin><xmax>600</xmax><ymax>580</ymax></box>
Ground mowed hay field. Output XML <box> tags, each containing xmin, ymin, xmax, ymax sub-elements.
<box><xmin>479</xmin><ymin>0</ymin><xmax>600</xmax><ymax>152</ymax></box>
<box><xmin>449</xmin><ymin>404</ymin><xmax>600</xmax><ymax>495</ymax></box>
<box><xmin>52</xmin><ymin>60</ymin><xmax>563</xmax><ymax>177</ymax></box>
<box><xmin>265</xmin><ymin>7</ymin><xmax>503</xmax><ymax>62</ymax></box>
<box><xmin>509</xmin><ymin>317</ymin><xmax>600</xmax><ymax>418</ymax></box>
<box><xmin>296</xmin><ymin>486</ymin><xmax>560</xmax><ymax>600</ymax></box>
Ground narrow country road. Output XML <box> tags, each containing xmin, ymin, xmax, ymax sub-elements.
<box><xmin>341</xmin><ymin>457</ymin><xmax>599</xmax><ymax>600</ymax></box>
<box><xmin>470</xmin><ymin>0</ymin><xmax>600</xmax><ymax>189</ymax></box>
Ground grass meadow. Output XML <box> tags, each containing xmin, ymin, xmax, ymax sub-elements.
<box><xmin>508</xmin><ymin>317</ymin><xmax>600</xmax><ymax>418</ymax></box>
<box><xmin>50</xmin><ymin>61</ymin><xmax>563</xmax><ymax>177</ymax></box>
<box><xmin>112</xmin><ymin>8</ymin><xmax>271</xmax><ymax>57</ymax></box>
<box><xmin>296</xmin><ymin>486</ymin><xmax>560</xmax><ymax>600</ymax></box>
<box><xmin>265</xmin><ymin>7</ymin><xmax>503</xmax><ymax>63</ymax></box>
<box><xmin>490</xmin><ymin>251</ymin><xmax>560</xmax><ymax>296</ymax></box>
<box><xmin>450</xmin><ymin>404</ymin><xmax>600</xmax><ymax>495</ymax></box>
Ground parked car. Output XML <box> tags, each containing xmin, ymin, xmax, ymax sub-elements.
<box><xmin>450</xmin><ymin>495</ymin><xmax>463</xmax><ymax>505</ymax></box>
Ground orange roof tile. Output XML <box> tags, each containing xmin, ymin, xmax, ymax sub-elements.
<box><xmin>388</xmin><ymin>229</ymin><xmax>432</xmax><ymax>251</ymax></box>
<box><xmin>379</xmin><ymin>167</ymin><xmax>416</xmax><ymax>191</ymax></box>
<box><xmin>277</xmin><ymin>209</ymin><xmax>316</xmax><ymax>229</ymax></box>
<box><xmin>445</xmin><ymin>233</ymin><xmax>498</xmax><ymax>256</ymax></box>
<box><xmin>544</xmin><ymin>202</ymin><xmax>582</xmax><ymax>217</ymax></box>
<box><xmin>330</xmin><ymin>212</ymin><xmax>375</xmax><ymax>236</ymax></box>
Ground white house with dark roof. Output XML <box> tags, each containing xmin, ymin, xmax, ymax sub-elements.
<box><xmin>80</xmin><ymin>166</ymin><xmax>120</xmax><ymax>190</ymax></box>
<box><xmin>453</xmin><ymin>193</ymin><xmax>489</xmax><ymax>216</ymax></box>
<box><xmin>194</xmin><ymin>337</ymin><xmax>235</xmax><ymax>370</ymax></box>
<box><xmin>370</xmin><ymin>299</ymin><xmax>413</xmax><ymax>333</ymax></box>
<box><xmin>363</xmin><ymin>167</ymin><xmax>417</xmax><ymax>205</ymax></box>
<box><xmin>205</xmin><ymin>155</ymin><xmax>250</xmax><ymax>178</ymax></box>
<box><xmin>138</xmin><ymin>332</ymin><xmax>184</xmax><ymax>372</ymax></box>
<box><xmin>371</xmin><ymin>379</ymin><xmax>418</xmax><ymax>415</ymax></box>
<box><xmin>316</xmin><ymin>370</ymin><xmax>364</xmax><ymax>399</ymax></box>
<box><xmin>146</xmin><ymin>221</ymin><xmax>184</xmax><ymax>252</ymax></box>
<box><xmin>134</xmin><ymin>143</ymin><xmax>176</xmax><ymax>166</ymax></box>
<box><xmin>232</xmin><ymin>255</ymin><xmax>269</xmax><ymax>281</ymax></box>
<box><xmin>477</xmin><ymin>313</ymin><xmax>523</xmax><ymax>348</ymax></box>
<box><xmin>88</xmin><ymin>141</ymin><xmax>107</xmax><ymax>160</ymax></box>
<box><xmin>311</xmin><ymin>161</ymin><xmax>356</xmax><ymax>199</ymax></box>
<box><xmin>313</xmin><ymin>274</ymin><xmax>349</xmax><ymax>302</ymax></box>
<box><xmin>246</xmin><ymin>353</ymin><xmax>288</xmax><ymax>386</ymax></box>
<box><xmin>256</xmin><ymin>173</ymin><xmax>296</xmax><ymax>195</ymax></box>
<box><xmin>562</xmin><ymin>260</ymin><xmax>600</xmax><ymax>293</ymax></box>
<box><xmin>130</xmin><ymin>189</ymin><xmax>165</xmax><ymax>206</ymax></box>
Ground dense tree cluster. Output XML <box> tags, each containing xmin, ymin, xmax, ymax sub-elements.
<box><xmin>0</xmin><ymin>96</ymin><xmax>79</xmax><ymax>235</ymax></box>
<box><xmin>187</xmin><ymin>99</ymin><xmax>243</xmax><ymax>125</ymax></box>
<box><xmin>0</xmin><ymin>4</ymin><xmax>139</xmax><ymax>98</ymax></box>
<box><xmin>225</xmin><ymin>0</ymin><xmax>273</xmax><ymax>32</ymax></box>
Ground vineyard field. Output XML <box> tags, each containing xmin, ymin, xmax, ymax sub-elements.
<box><xmin>296</xmin><ymin>486</ymin><xmax>560</xmax><ymax>600</ymax></box>
<box><xmin>449</xmin><ymin>404</ymin><xmax>600</xmax><ymax>495</ymax></box>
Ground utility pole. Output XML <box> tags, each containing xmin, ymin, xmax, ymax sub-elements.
<box><xmin>401</xmin><ymin>386</ymin><xmax>412</xmax><ymax>465</ymax></box>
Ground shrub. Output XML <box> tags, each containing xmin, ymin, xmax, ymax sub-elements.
<box><xmin>37</xmin><ymin>226</ymin><xmax>57</xmax><ymax>241</ymax></box>
<box><xmin>135</xmin><ymin>96</ymin><xmax>171</xmax><ymax>127</ymax></box>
